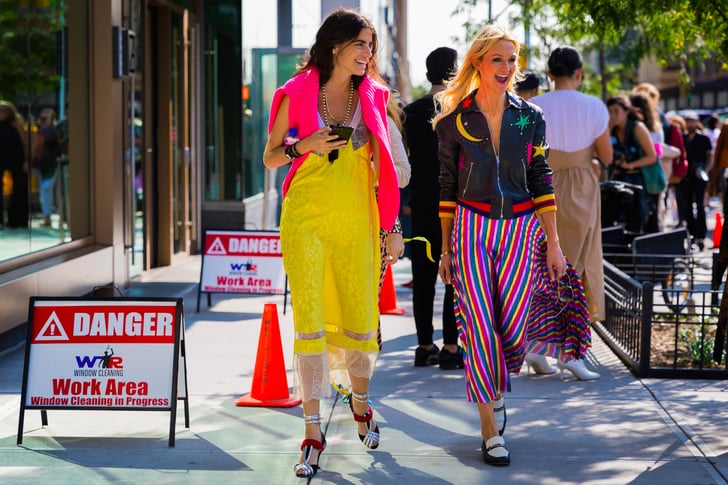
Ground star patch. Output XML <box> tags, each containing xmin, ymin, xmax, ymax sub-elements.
<box><xmin>513</xmin><ymin>113</ymin><xmax>532</xmax><ymax>134</ymax></box>
<box><xmin>532</xmin><ymin>142</ymin><xmax>547</xmax><ymax>159</ymax></box>
<box><xmin>462</xmin><ymin>98</ymin><xmax>473</xmax><ymax>109</ymax></box>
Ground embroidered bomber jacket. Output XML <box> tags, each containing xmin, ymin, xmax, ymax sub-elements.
<box><xmin>436</xmin><ymin>90</ymin><xmax>556</xmax><ymax>219</ymax></box>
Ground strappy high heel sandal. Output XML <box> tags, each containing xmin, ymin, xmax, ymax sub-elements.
<box><xmin>293</xmin><ymin>414</ymin><xmax>327</xmax><ymax>478</ymax></box>
<box><xmin>349</xmin><ymin>391</ymin><xmax>380</xmax><ymax>449</ymax></box>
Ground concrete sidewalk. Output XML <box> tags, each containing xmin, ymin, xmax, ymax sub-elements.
<box><xmin>0</xmin><ymin>255</ymin><xmax>727</xmax><ymax>484</ymax></box>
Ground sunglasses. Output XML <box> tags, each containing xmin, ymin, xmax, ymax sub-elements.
<box><xmin>554</xmin><ymin>273</ymin><xmax>574</xmax><ymax>317</ymax></box>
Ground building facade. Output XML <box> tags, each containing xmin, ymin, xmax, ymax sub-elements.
<box><xmin>638</xmin><ymin>56</ymin><xmax>728</xmax><ymax>114</ymax></box>
<box><xmin>0</xmin><ymin>0</ymin><xmax>400</xmax><ymax>348</ymax></box>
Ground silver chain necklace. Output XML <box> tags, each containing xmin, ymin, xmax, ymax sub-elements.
<box><xmin>322</xmin><ymin>80</ymin><xmax>353</xmax><ymax>126</ymax></box>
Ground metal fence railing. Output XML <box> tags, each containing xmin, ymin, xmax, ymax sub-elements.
<box><xmin>594</xmin><ymin>259</ymin><xmax>728</xmax><ymax>379</ymax></box>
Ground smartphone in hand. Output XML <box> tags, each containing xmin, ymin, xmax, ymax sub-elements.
<box><xmin>328</xmin><ymin>125</ymin><xmax>354</xmax><ymax>162</ymax></box>
<box><xmin>329</xmin><ymin>125</ymin><xmax>354</xmax><ymax>142</ymax></box>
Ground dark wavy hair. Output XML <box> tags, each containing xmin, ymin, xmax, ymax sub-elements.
<box><xmin>629</xmin><ymin>92</ymin><xmax>657</xmax><ymax>133</ymax></box>
<box><xmin>607</xmin><ymin>94</ymin><xmax>640</xmax><ymax>121</ymax></box>
<box><xmin>297</xmin><ymin>8</ymin><xmax>380</xmax><ymax>90</ymax></box>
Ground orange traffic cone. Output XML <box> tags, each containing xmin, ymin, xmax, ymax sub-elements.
<box><xmin>236</xmin><ymin>303</ymin><xmax>301</xmax><ymax>407</ymax></box>
<box><xmin>379</xmin><ymin>264</ymin><xmax>405</xmax><ymax>315</ymax></box>
<box><xmin>714</xmin><ymin>212</ymin><xmax>723</xmax><ymax>249</ymax></box>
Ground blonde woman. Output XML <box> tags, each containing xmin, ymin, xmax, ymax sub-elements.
<box><xmin>433</xmin><ymin>25</ymin><xmax>567</xmax><ymax>466</ymax></box>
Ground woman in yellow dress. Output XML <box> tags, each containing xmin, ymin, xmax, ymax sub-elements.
<box><xmin>263</xmin><ymin>8</ymin><xmax>399</xmax><ymax>479</ymax></box>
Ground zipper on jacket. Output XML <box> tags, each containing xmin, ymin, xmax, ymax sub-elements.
<box><xmin>495</xmin><ymin>155</ymin><xmax>504</xmax><ymax>218</ymax></box>
<box><xmin>490</xmin><ymin>138</ymin><xmax>504</xmax><ymax>218</ymax></box>
<box><xmin>482</xmin><ymin>108</ymin><xmax>505</xmax><ymax>218</ymax></box>
<box><xmin>462</xmin><ymin>161</ymin><xmax>474</xmax><ymax>197</ymax></box>
<box><xmin>522</xmin><ymin>160</ymin><xmax>528</xmax><ymax>189</ymax></box>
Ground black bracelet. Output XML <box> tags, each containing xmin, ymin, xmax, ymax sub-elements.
<box><xmin>285</xmin><ymin>142</ymin><xmax>303</xmax><ymax>160</ymax></box>
<box><xmin>290</xmin><ymin>142</ymin><xmax>302</xmax><ymax>158</ymax></box>
<box><xmin>284</xmin><ymin>144</ymin><xmax>295</xmax><ymax>160</ymax></box>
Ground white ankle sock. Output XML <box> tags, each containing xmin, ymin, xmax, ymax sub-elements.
<box><xmin>485</xmin><ymin>436</ymin><xmax>509</xmax><ymax>458</ymax></box>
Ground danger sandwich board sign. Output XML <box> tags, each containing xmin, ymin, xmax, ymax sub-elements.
<box><xmin>17</xmin><ymin>297</ymin><xmax>187</xmax><ymax>447</ymax></box>
<box><xmin>197</xmin><ymin>230</ymin><xmax>286</xmax><ymax>311</ymax></box>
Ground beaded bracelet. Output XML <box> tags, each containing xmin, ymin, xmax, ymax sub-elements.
<box><xmin>388</xmin><ymin>219</ymin><xmax>403</xmax><ymax>234</ymax></box>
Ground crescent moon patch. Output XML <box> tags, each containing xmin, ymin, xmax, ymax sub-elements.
<box><xmin>456</xmin><ymin>113</ymin><xmax>484</xmax><ymax>143</ymax></box>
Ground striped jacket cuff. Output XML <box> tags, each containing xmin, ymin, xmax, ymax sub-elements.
<box><xmin>533</xmin><ymin>193</ymin><xmax>557</xmax><ymax>215</ymax></box>
<box><xmin>439</xmin><ymin>200</ymin><xmax>457</xmax><ymax>219</ymax></box>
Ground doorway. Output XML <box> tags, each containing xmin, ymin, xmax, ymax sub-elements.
<box><xmin>139</xmin><ymin>3</ymin><xmax>199</xmax><ymax>269</ymax></box>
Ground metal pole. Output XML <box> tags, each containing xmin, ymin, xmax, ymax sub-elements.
<box><xmin>277</xmin><ymin>0</ymin><xmax>292</xmax><ymax>48</ymax></box>
<box><xmin>263</xmin><ymin>1</ymin><xmax>293</xmax><ymax>230</ymax></box>
<box><xmin>395</xmin><ymin>0</ymin><xmax>409</xmax><ymax>103</ymax></box>
<box><xmin>25</xmin><ymin>5</ymin><xmax>33</xmax><ymax>232</ymax></box>
<box><xmin>523</xmin><ymin>1</ymin><xmax>531</xmax><ymax>69</ymax></box>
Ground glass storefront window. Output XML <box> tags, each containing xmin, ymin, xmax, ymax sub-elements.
<box><xmin>125</xmin><ymin>0</ymin><xmax>145</xmax><ymax>277</ymax></box>
<box><xmin>0</xmin><ymin>0</ymin><xmax>89</xmax><ymax>263</ymax></box>
<box><xmin>203</xmin><ymin>1</ymin><xmax>242</xmax><ymax>203</ymax></box>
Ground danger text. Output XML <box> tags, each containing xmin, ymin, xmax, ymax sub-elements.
<box><xmin>227</xmin><ymin>238</ymin><xmax>281</xmax><ymax>254</ymax></box>
<box><xmin>73</xmin><ymin>312</ymin><xmax>173</xmax><ymax>337</ymax></box>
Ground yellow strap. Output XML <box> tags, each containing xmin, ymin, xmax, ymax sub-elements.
<box><xmin>332</xmin><ymin>382</ymin><xmax>350</xmax><ymax>397</ymax></box>
<box><xmin>402</xmin><ymin>236</ymin><xmax>435</xmax><ymax>262</ymax></box>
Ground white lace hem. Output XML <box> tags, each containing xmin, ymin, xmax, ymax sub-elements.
<box><xmin>294</xmin><ymin>347</ymin><xmax>378</xmax><ymax>402</ymax></box>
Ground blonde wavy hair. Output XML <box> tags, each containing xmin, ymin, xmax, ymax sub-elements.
<box><xmin>432</xmin><ymin>24</ymin><xmax>521</xmax><ymax>128</ymax></box>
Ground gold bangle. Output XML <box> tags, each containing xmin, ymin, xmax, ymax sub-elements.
<box><xmin>440</xmin><ymin>251</ymin><xmax>452</xmax><ymax>257</ymax></box>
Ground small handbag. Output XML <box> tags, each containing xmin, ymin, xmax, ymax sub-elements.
<box><xmin>672</xmin><ymin>157</ymin><xmax>688</xmax><ymax>179</ymax></box>
<box><xmin>641</xmin><ymin>161</ymin><xmax>666</xmax><ymax>194</ymax></box>
<box><xmin>623</xmin><ymin>123</ymin><xmax>665</xmax><ymax>194</ymax></box>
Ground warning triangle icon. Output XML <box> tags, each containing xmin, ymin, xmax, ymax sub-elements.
<box><xmin>35</xmin><ymin>311</ymin><xmax>70</xmax><ymax>341</ymax></box>
<box><xmin>207</xmin><ymin>237</ymin><xmax>227</xmax><ymax>255</ymax></box>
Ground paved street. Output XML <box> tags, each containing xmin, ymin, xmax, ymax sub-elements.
<box><xmin>0</xmin><ymin>255</ymin><xmax>727</xmax><ymax>484</ymax></box>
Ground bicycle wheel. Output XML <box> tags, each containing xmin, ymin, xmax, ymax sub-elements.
<box><xmin>661</xmin><ymin>259</ymin><xmax>693</xmax><ymax>313</ymax></box>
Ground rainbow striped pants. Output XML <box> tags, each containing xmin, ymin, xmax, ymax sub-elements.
<box><xmin>452</xmin><ymin>201</ymin><xmax>542</xmax><ymax>403</ymax></box>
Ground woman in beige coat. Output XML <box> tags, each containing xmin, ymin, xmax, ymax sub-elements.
<box><xmin>528</xmin><ymin>46</ymin><xmax>613</xmax><ymax>380</ymax></box>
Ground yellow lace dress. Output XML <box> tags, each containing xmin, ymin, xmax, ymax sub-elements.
<box><xmin>280</xmin><ymin>110</ymin><xmax>380</xmax><ymax>402</ymax></box>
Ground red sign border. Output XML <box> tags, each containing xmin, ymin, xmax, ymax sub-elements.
<box><xmin>197</xmin><ymin>229</ymin><xmax>287</xmax><ymax>311</ymax></box>
<box><xmin>17</xmin><ymin>296</ymin><xmax>187</xmax><ymax>447</ymax></box>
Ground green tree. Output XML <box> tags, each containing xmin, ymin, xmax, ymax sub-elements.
<box><xmin>0</xmin><ymin>0</ymin><xmax>61</xmax><ymax>107</ymax></box>
<box><xmin>409</xmin><ymin>84</ymin><xmax>427</xmax><ymax>101</ymax></box>
<box><xmin>453</xmin><ymin>0</ymin><xmax>727</xmax><ymax>100</ymax></box>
